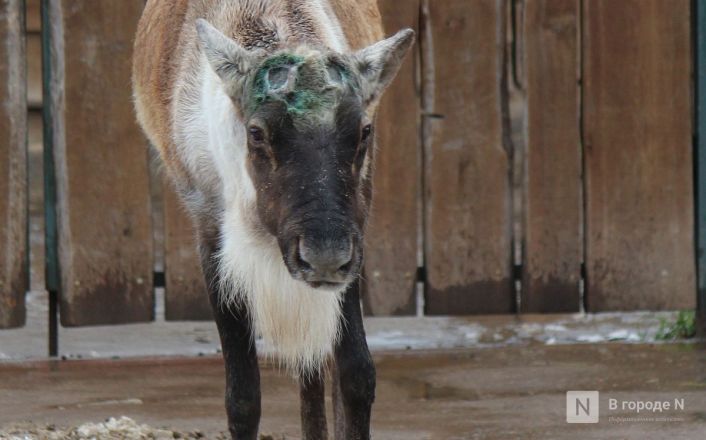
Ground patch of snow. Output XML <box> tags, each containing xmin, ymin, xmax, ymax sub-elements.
<box><xmin>77</xmin><ymin>398</ymin><xmax>143</xmax><ymax>408</ymax></box>
<box><xmin>576</xmin><ymin>334</ymin><xmax>605</xmax><ymax>343</ymax></box>
<box><xmin>544</xmin><ymin>324</ymin><xmax>568</xmax><ymax>332</ymax></box>
<box><xmin>607</xmin><ymin>329</ymin><xmax>631</xmax><ymax>340</ymax></box>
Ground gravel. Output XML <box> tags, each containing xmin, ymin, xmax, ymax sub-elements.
<box><xmin>0</xmin><ymin>417</ymin><xmax>283</xmax><ymax>440</ymax></box>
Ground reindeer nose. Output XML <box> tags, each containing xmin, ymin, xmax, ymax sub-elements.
<box><xmin>297</xmin><ymin>235</ymin><xmax>354</xmax><ymax>282</ymax></box>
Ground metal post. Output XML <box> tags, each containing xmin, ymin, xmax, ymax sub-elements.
<box><xmin>41</xmin><ymin>0</ymin><xmax>60</xmax><ymax>356</ymax></box>
<box><xmin>695</xmin><ymin>0</ymin><xmax>706</xmax><ymax>335</ymax></box>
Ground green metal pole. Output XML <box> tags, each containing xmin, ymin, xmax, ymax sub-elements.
<box><xmin>41</xmin><ymin>0</ymin><xmax>59</xmax><ymax>356</ymax></box>
<box><xmin>696</xmin><ymin>0</ymin><xmax>706</xmax><ymax>335</ymax></box>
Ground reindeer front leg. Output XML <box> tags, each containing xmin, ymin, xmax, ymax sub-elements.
<box><xmin>334</xmin><ymin>279</ymin><xmax>376</xmax><ymax>440</ymax></box>
<box><xmin>199</xmin><ymin>229</ymin><xmax>261</xmax><ymax>440</ymax></box>
<box><xmin>300</xmin><ymin>372</ymin><xmax>328</xmax><ymax>439</ymax></box>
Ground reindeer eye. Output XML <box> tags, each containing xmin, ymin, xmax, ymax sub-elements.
<box><xmin>361</xmin><ymin>124</ymin><xmax>372</xmax><ymax>142</ymax></box>
<box><xmin>249</xmin><ymin>126</ymin><xmax>265</xmax><ymax>143</ymax></box>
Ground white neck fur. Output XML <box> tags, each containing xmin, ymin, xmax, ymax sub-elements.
<box><xmin>191</xmin><ymin>6</ymin><xmax>350</xmax><ymax>376</ymax></box>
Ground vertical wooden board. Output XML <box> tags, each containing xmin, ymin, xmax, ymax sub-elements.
<box><xmin>0</xmin><ymin>0</ymin><xmax>28</xmax><ymax>328</ymax></box>
<box><xmin>164</xmin><ymin>181</ymin><xmax>211</xmax><ymax>321</ymax></box>
<box><xmin>27</xmin><ymin>33</ymin><xmax>42</xmax><ymax>108</ymax></box>
<box><xmin>362</xmin><ymin>0</ymin><xmax>420</xmax><ymax>316</ymax></box>
<box><xmin>521</xmin><ymin>0</ymin><xmax>581</xmax><ymax>313</ymax></box>
<box><xmin>54</xmin><ymin>0</ymin><xmax>154</xmax><ymax>325</ymax></box>
<box><xmin>26</xmin><ymin>0</ymin><xmax>41</xmax><ymax>32</ymax></box>
<box><xmin>583</xmin><ymin>0</ymin><xmax>695</xmax><ymax>311</ymax></box>
<box><xmin>424</xmin><ymin>0</ymin><xmax>514</xmax><ymax>314</ymax></box>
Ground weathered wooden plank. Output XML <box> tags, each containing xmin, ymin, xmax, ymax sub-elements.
<box><xmin>27</xmin><ymin>33</ymin><xmax>42</xmax><ymax>109</ymax></box>
<box><xmin>0</xmin><ymin>0</ymin><xmax>28</xmax><ymax>328</ymax></box>
<box><xmin>163</xmin><ymin>181</ymin><xmax>211</xmax><ymax>321</ymax></box>
<box><xmin>27</xmin><ymin>0</ymin><xmax>40</xmax><ymax>32</ymax></box>
<box><xmin>361</xmin><ymin>0</ymin><xmax>420</xmax><ymax>316</ymax></box>
<box><xmin>423</xmin><ymin>0</ymin><xmax>514</xmax><ymax>314</ymax></box>
<box><xmin>50</xmin><ymin>0</ymin><xmax>154</xmax><ymax>326</ymax></box>
<box><xmin>521</xmin><ymin>0</ymin><xmax>581</xmax><ymax>313</ymax></box>
<box><xmin>583</xmin><ymin>0</ymin><xmax>695</xmax><ymax>311</ymax></box>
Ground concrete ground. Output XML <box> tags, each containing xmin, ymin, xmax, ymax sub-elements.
<box><xmin>1</xmin><ymin>342</ymin><xmax>705</xmax><ymax>439</ymax></box>
<box><xmin>2</xmin><ymin>283</ymin><xmax>705</xmax><ymax>438</ymax></box>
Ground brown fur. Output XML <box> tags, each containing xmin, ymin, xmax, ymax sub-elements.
<box><xmin>132</xmin><ymin>0</ymin><xmax>190</xmax><ymax>183</ymax></box>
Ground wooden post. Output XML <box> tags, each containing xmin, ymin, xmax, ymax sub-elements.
<box><xmin>583</xmin><ymin>0</ymin><xmax>695</xmax><ymax>311</ymax></box>
<box><xmin>423</xmin><ymin>0</ymin><xmax>514</xmax><ymax>314</ymax></box>
<box><xmin>521</xmin><ymin>0</ymin><xmax>581</xmax><ymax>313</ymax></box>
<box><xmin>0</xmin><ymin>0</ymin><xmax>28</xmax><ymax>328</ymax></box>
<box><xmin>45</xmin><ymin>0</ymin><xmax>154</xmax><ymax>326</ymax></box>
<box><xmin>163</xmin><ymin>181</ymin><xmax>210</xmax><ymax>321</ymax></box>
<box><xmin>362</xmin><ymin>0</ymin><xmax>420</xmax><ymax>316</ymax></box>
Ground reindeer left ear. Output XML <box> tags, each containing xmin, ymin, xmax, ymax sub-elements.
<box><xmin>353</xmin><ymin>29</ymin><xmax>415</xmax><ymax>105</ymax></box>
<box><xmin>196</xmin><ymin>19</ymin><xmax>262</xmax><ymax>88</ymax></box>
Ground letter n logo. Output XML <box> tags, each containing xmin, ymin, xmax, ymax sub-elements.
<box><xmin>566</xmin><ymin>391</ymin><xmax>599</xmax><ymax>423</ymax></box>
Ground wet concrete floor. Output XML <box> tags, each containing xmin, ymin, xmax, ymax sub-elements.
<box><xmin>1</xmin><ymin>343</ymin><xmax>705</xmax><ymax>439</ymax></box>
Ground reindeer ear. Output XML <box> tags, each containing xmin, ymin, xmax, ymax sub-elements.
<box><xmin>196</xmin><ymin>19</ymin><xmax>259</xmax><ymax>84</ymax></box>
<box><xmin>354</xmin><ymin>28</ymin><xmax>415</xmax><ymax>105</ymax></box>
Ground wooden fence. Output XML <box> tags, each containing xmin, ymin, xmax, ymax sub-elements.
<box><xmin>0</xmin><ymin>0</ymin><xmax>698</xmax><ymax>330</ymax></box>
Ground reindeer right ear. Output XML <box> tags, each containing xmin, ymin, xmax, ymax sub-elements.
<box><xmin>196</xmin><ymin>19</ymin><xmax>258</xmax><ymax>84</ymax></box>
<box><xmin>353</xmin><ymin>29</ymin><xmax>415</xmax><ymax>106</ymax></box>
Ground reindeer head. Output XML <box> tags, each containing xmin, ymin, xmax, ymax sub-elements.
<box><xmin>196</xmin><ymin>19</ymin><xmax>414</xmax><ymax>290</ymax></box>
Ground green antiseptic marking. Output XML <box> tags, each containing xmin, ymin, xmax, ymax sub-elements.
<box><xmin>283</xmin><ymin>89</ymin><xmax>322</xmax><ymax>115</ymax></box>
<box><xmin>248</xmin><ymin>52</ymin><xmax>353</xmax><ymax>118</ymax></box>
<box><xmin>251</xmin><ymin>53</ymin><xmax>304</xmax><ymax>103</ymax></box>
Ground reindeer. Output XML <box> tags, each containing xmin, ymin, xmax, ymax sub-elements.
<box><xmin>133</xmin><ymin>1</ymin><xmax>413</xmax><ymax>438</ymax></box>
